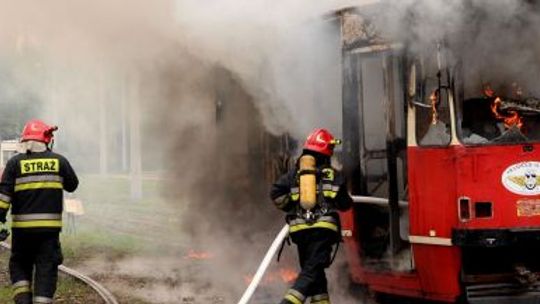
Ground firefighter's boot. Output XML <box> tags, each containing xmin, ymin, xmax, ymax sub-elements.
<box><xmin>14</xmin><ymin>293</ymin><xmax>32</xmax><ymax>304</ymax></box>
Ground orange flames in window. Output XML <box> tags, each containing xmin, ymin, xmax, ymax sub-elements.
<box><xmin>483</xmin><ymin>84</ymin><xmax>523</xmax><ymax>130</ymax></box>
<box><xmin>430</xmin><ymin>90</ymin><xmax>439</xmax><ymax>125</ymax></box>
<box><xmin>490</xmin><ymin>97</ymin><xmax>523</xmax><ymax>129</ymax></box>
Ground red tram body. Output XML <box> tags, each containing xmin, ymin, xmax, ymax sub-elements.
<box><xmin>337</xmin><ymin>4</ymin><xmax>540</xmax><ymax>303</ymax></box>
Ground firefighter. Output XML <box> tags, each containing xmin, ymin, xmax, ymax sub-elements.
<box><xmin>0</xmin><ymin>119</ymin><xmax>79</xmax><ymax>304</ymax></box>
<box><xmin>270</xmin><ymin>128</ymin><xmax>352</xmax><ymax>304</ymax></box>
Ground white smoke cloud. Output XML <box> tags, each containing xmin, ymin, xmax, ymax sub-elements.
<box><xmin>173</xmin><ymin>0</ymin><xmax>361</xmax><ymax>138</ymax></box>
<box><xmin>375</xmin><ymin>0</ymin><xmax>540</xmax><ymax>96</ymax></box>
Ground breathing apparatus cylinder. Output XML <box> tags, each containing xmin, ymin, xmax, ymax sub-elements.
<box><xmin>299</xmin><ymin>155</ymin><xmax>317</xmax><ymax>210</ymax></box>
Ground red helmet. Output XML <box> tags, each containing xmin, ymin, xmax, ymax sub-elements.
<box><xmin>303</xmin><ymin>128</ymin><xmax>341</xmax><ymax>156</ymax></box>
<box><xmin>21</xmin><ymin>119</ymin><xmax>58</xmax><ymax>144</ymax></box>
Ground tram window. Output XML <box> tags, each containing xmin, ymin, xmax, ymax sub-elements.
<box><xmin>411</xmin><ymin>47</ymin><xmax>453</xmax><ymax>147</ymax></box>
<box><xmin>416</xmin><ymin>84</ymin><xmax>452</xmax><ymax>146</ymax></box>
<box><xmin>362</xmin><ymin>57</ymin><xmax>386</xmax><ymax>151</ymax></box>
<box><xmin>459</xmin><ymin>82</ymin><xmax>540</xmax><ymax>145</ymax></box>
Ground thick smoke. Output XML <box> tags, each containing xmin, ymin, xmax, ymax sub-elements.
<box><xmin>1</xmin><ymin>0</ymin><xmax>538</xmax><ymax>303</ymax></box>
<box><xmin>377</xmin><ymin>0</ymin><xmax>540</xmax><ymax>96</ymax></box>
<box><xmin>0</xmin><ymin>0</ymin><xmax>362</xmax><ymax>303</ymax></box>
<box><xmin>174</xmin><ymin>0</ymin><xmax>360</xmax><ymax>137</ymax></box>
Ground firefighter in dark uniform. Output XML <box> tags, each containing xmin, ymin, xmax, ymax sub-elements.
<box><xmin>0</xmin><ymin>119</ymin><xmax>79</xmax><ymax>304</ymax></box>
<box><xmin>270</xmin><ymin>129</ymin><xmax>352</xmax><ymax>304</ymax></box>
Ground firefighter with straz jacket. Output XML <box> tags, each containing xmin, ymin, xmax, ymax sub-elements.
<box><xmin>270</xmin><ymin>129</ymin><xmax>352</xmax><ymax>304</ymax></box>
<box><xmin>0</xmin><ymin>119</ymin><xmax>79</xmax><ymax>304</ymax></box>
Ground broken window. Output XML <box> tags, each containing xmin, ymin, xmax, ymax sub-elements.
<box><xmin>458</xmin><ymin>81</ymin><xmax>540</xmax><ymax>145</ymax></box>
<box><xmin>412</xmin><ymin>48</ymin><xmax>453</xmax><ymax>147</ymax></box>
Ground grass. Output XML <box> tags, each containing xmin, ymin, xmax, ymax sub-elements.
<box><xmin>0</xmin><ymin>174</ymin><xmax>176</xmax><ymax>304</ymax></box>
<box><xmin>60</xmin><ymin>174</ymin><xmax>184</xmax><ymax>257</ymax></box>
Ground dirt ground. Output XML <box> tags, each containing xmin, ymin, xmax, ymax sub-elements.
<box><xmin>0</xmin><ymin>244</ymin><xmax>156</xmax><ymax>304</ymax></box>
<box><xmin>0</xmin><ymin>176</ymin><xmax>375</xmax><ymax>304</ymax></box>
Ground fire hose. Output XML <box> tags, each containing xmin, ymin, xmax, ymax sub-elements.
<box><xmin>237</xmin><ymin>195</ymin><xmax>408</xmax><ymax>303</ymax></box>
<box><xmin>237</xmin><ymin>224</ymin><xmax>290</xmax><ymax>304</ymax></box>
<box><xmin>238</xmin><ymin>156</ymin><xmax>328</xmax><ymax>303</ymax></box>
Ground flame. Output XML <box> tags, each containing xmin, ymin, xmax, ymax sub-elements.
<box><xmin>483</xmin><ymin>83</ymin><xmax>523</xmax><ymax>130</ymax></box>
<box><xmin>184</xmin><ymin>249</ymin><xmax>213</xmax><ymax>260</ymax></box>
<box><xmin>430</xmin><ymin>90</ymin><xmax>439</xmax><ymax>125</ymax></box>
<box><xmin>243</xmin><ymin>268</ymin><xmax>298</xmax><ymax>286</ymax></box>
<box><xmin>278</xmin><ymin>268</ymin><xmax>298</xmax><ymax>283</ymax></box>
<box><xmin>490</xmin><ymin>97</ymin><xmax>523</xmax><ymax>129</ymax></box>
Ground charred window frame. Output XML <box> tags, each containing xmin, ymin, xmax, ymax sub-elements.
<box><xmin>409</xmin><ymin>47</ymin><xmax>454</xmax><ymax>147</ymax></box>
<box><xmin>456</xmin><ymin>80</ymin><xmax>540</xmax><ymax>146</ymax></box>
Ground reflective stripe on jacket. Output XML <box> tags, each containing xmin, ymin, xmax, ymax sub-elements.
<box><xmin>0</xmin><ymin>151</ymin><xmax>79</xmax><ymax>230</ymax></box>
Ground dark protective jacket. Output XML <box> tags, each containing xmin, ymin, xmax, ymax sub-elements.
<box><xmin>0</xmin><ymin>150</ymin><xmax>79</xmax><ymax>231</ymax></box>
<box><xmin>270</xmin><ymin>161</ymin><xmax>352</xmax><ymax>235</ymax></box>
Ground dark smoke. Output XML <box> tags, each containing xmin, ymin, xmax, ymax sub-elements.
<box><xmin>376</xmin><ymin>0</ymin><xmax>540</xmax><ymax>96</ymax></box>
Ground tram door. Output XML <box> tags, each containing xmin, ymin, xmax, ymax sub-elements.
<box><xmin>343</xmin><ymin>49</ymin><xmax>410</xmax><ymax>267</ymax></box>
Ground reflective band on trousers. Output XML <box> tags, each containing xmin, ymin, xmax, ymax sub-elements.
<box><xmin>12</xmin><ymin>213</ymin><xmax>62</xmax><ymax>228</ymax></box>
<box><xmin>312</xmin><ymin>293</ymin><xmax>330</xmax><ymax>304</ymax></box>
<box><xmin>285</xmin><ymin>295</ymin><xmax>303</xmax><ymax>304</ymax></box>
<box><xmin>12</xmin><ymin>280</ymin><xmax>31</xmax><ymax>297</ymax></box>
<box><xmin>15</xmin><ymin>175</ymin><xmax>63</xmax><ymax>192</ymax></box>
<box><xmin>34</xmin><ymin>296</ymin><xmax>54</xmax><ymax>303</ymax></box>
<box><xmin>311</xmin><ymin>300</ymin><xmax>330</xmax><ymax>304</ymax></box>
<box><xmin>284</xmin><ymin>289</ymin><xmax>305</xmax><ymax>304</ymax></box>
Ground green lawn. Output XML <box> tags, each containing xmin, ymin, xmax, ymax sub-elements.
<box><xmin>0</xmin><ymin>174</ymin><xmax>181</xmax><ymax>304</ymax></box>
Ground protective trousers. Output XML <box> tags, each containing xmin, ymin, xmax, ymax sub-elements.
<box><xmin>280</xmin><ymin>229</ymin><xmax>336</xmax><ymax>304</ymax></box>
<box><xmin>10</xmin><ymin>231</ymin><xmax>63</xmax><ymax>304</ymax></box>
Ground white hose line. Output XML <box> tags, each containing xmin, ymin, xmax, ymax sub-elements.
<box><xmin>351</xmin><ymin>195</ymin><xmax>408</xmax><ymax>207</ymax></box>
<box><xmin>237</xmin><ymin>224</ymin><xmax>290</xmax><ymax>304</ymax></box>
<box><xmin>58</xmin><ymin>265</ymin><xmax>118</xmax><ymax>304</ymax></box>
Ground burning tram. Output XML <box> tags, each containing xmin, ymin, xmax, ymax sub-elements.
<box><xmin>336</xmin><ymin>3</ymin><xmax>540</xmax><ymax>304</ymax></box>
